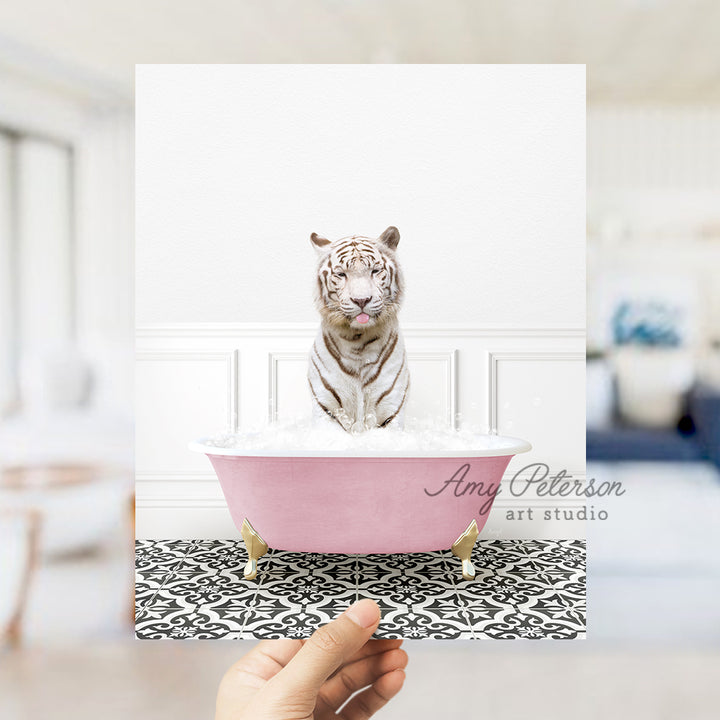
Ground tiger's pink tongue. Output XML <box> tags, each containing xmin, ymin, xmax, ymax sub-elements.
<box><xmin>356</xmin><ymin>313</ymin><xmax>370</xmax><ymax>324</ymax></box>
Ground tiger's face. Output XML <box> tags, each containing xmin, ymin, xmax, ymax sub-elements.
<box><xmin>310</xmin><ymin>226</ymin><xmax>404</xmax><ymax>330</ymax></box>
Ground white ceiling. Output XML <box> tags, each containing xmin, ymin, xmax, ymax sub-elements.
<box><xmin>0</xmin><ymin>0</ymin><xmax>719</xmax><ymax>105</ymax></box>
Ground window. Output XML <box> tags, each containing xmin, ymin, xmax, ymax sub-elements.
<box><xmin>0</xmin><ymin>128</ymin><xmax>75</xmax><ymax>416</ymax></box>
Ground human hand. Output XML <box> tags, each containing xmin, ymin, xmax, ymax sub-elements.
<box><xmin>215</xmin><ymin>599</ymin><xmax>407</xmax><ymax>719</ymax></box>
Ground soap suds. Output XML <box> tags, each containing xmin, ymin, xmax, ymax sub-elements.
<box><xmin>200</xmin><ymin>418</ymin><xmax>525</xmax><ymax>454</ymax></box>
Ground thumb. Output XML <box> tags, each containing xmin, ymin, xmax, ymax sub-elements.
<box><xmin>268</xmin><ymin>599</ymin><xmax>381</xmax><ymax>697</ymax></box>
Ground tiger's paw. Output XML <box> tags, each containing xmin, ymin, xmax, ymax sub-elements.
<box><xmin>332</xmin><ymin>408</ymin><xmax>353</xmax><ymax>432</ymax></box>
<box><xmin>349</xmin><ymin>414</ymin><xmax>378</xmax><ymax>434</ymax></box>
<box><xmin>363</xmin><ymin>413</ymin><xmax>378</xmax><ymax>430</ymax></box>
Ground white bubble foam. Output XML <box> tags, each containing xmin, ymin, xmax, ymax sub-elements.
<box><xmin>199</xmin><ymin>417</ymin><xmax>527</xmax><ymax>455</ymax></box>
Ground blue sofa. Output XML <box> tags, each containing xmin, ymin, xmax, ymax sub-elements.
<box><xmin>587</xmin><ymin>383</ymin><xmax>720</xmax><ymax>467</ymax></box>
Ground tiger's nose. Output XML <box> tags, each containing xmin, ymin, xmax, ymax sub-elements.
<box><xmin>352</xmin><ymin>297</ymin><xmax>371</xmax><ymax>309</ymax></box>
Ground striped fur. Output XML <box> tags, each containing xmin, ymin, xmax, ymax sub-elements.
<box><xmin>308</xmin><ymin>226</ymin><xmax>410</xmax><ymax>432</ymax></box>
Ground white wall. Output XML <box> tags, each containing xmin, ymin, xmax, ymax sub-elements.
<box><xmin>136</xmin><ymin>64</ymin><xmax>585</xmax><ymax>327</ymax></box>
<box><xmin>135</xmin><ymin>65</ymin><xmax>586</xmax><ymax>540</ymax></box>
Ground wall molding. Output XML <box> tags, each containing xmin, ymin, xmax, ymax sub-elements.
<box><xmin>268</xmin><ymin>351</ymin><xmax>311</xmax><ymax>422</ymax></box>
<box><xmin>135</xmin><ymin>473</ymin><xmax>217</xmax><ymax>483</ymax></box>
<box><xmin>267</xmin><ymin>348</ymin><xmax>459</xmax><ymax>427</ymax></box>
<box><xmin>487</xmin><ymin>350</ymin><xmax>586</xmax><ymax>431</ymax></box>
<box><xmin>409</xmin><ymin>349</ymin><xmax>458</xmax><ymax>428</ymax></box>
<box><xmin>136</xmin><ymin>348</ymin><xmax>239</xmax><ymax>432</ymax></box>
<box><xmin>137</xmin><ymin>322</ymin><xmax>585</xmax><ymax>340</ymax></box>
<box><xmin>136</xmin><ymin>496</ymin><xmax>227</xmax><ymax>510</ymax></box>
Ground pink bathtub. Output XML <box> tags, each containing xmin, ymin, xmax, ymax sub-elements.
<box><xmin>190</xmin><ymin>436</ymin><xmax>531</xmax><ymax>580</ymax></box>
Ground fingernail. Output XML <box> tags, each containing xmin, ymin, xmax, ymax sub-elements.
<box><xmin>344</xmin><ymin>599</ymin><xmax>380</xmax><ymax>628</ymax></box>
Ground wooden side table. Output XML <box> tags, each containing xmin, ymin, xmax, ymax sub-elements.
<box><xmin>0</xmin><ymin>509</ymin><xmax>41</xmax><ymax>647</ymax></box>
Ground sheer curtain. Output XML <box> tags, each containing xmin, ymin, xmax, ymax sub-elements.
<box><xmin>0</xmin><ymin>132</ymin><xmax>15</xmax><ymax>415</ymax></box>
<box><xmin>0</xmin><ymin>129</ymin><xmax>74</xmax><ymax>417</ymax></box>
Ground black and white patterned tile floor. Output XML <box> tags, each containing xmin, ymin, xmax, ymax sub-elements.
<box><xmin>135</xmin><ymin>539</ymin><xmax>585</xmax><ymax>640</ymax></box>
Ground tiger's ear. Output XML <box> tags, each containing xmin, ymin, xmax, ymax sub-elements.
<box><xmin>310</xmin><ymin>232</ymin><xmax>332</xmax><ymax>255</ymax></box>
<box><xmin>378</xmin><ymin>226</ymin><xmax>400</xmax><ymax>251</ymax></box>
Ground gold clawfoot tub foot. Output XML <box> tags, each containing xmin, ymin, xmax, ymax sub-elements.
<box><xmin>451</xmin><ymin>519</ymin><xmax>480</xmax><ymax>581</ymax></box>
<box><xmin>241</xmin><ymin>518</ymin><xmax>268</xmax><ymax>580</ymax></box>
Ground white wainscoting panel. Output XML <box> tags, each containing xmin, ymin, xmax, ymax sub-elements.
<box><xmin>136</xmin><ymin>324</ymin><xmax>585</xmax><ymax>540</ymax></box>
<box><xmin>489</xmin><ymin>351</ymin><xmax>586</xmax><ymax>474</ymax></box>
<box><xmin>269</xmin><ymin>349</ymin><xmax>458</xmax><ymax>427</ymax></box>
<box><xmin>269</xmin><ymin>352</ymin><xmax>311</xmax><ymax>422</ymax></box>
<box><xmin>136</xmin><ymin>350</ymin><xmax>237</xmax><ymax>477</ymax></box>
<box><xmin>405</xmin><ymin>351</ymin><xmax>457</xmax><ymax>428</ymax></box>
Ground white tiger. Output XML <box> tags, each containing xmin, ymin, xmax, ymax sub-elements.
<box><xmin>308</xmin><ymin>226</ymin><xmax>410</xmax><ymax>433</ymax></box>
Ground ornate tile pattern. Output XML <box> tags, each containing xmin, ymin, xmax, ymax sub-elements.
<box><xmin>135</xmin><ymin>540</ymin><xmax>585</xmax><ymax>640</ymax></box>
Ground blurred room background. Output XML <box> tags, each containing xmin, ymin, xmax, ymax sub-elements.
<box><xmin>1</xmin><ymin>1</ymin><xmax>719</xmax><ymax>718</ymax></box>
